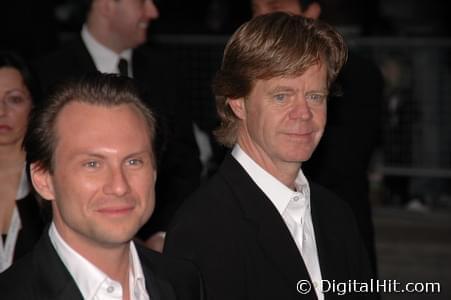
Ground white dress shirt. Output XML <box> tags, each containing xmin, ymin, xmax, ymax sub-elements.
<box><xmin>81</xmin><ymin>25</ymin><xmax>132</xmax><ymax>77</ymax></box>
<box><xmin>49</xmin><ymin>224</ymin><xmax>149</xmax><ymax>300</ymax></box>
<box><xmin>232</xmin><ymin>145</ymin><xmax>324</xmax><ymax>300</ymax></box>
<box><xmin>0</xmin><ymin>166</ymin><xmax>28</xmax><ymax>272</ymax></box>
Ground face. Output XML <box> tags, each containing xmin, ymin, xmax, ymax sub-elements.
<box><xmin>231</xmin><ymin>63</ymin><xmax>328</xmax><ymax>177</ymax></box>
<box><xmin>109</xmin><ymin>0</ymin><xmax>159</xmax><ymax>50</ymax></box>
<box><xmin>252</xmin><ymin>0</ymin><xmax>302</xmax><ymax>16</ymax></box>
<box><xmin>0</xmin><ymin>68</ymin><xmax>32</xmax><ymax>147</ymax></box>
<box><xmin>33</xmin><ymin>102</ymin><xmax>156</xmax><ymax>250</ymax></box>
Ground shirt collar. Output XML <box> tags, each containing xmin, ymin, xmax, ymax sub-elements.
<box><xmin>81</xmin><ymin>25</ymin><xmax>132</xmax><ymax>75</ymax></box>
<box><xmin>129</xmin><ymin>241</ymin><xmax>147</xmax><ymax>295</ymax></box>
<box><xmin>49</xmin><ymin>223</ymin><xmax>147</xmax><ymax>300</ymax></box>
<box><xmin>231</xmin><ymin>144</ymin><xmax>310</xmax><ymax>215</ymax></box>
<box><xmin>16</xmin><ymin>164</ymin><xmax>30</xmax><ymax>200</ymax></box>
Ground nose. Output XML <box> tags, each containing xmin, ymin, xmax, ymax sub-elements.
<box><xmin>288</xmin><ymin>98</ymin><xmax>313</xmax><ymax>120</ymax></box>
<box><xmin>145</xmin><ymin>0</ymin><xmax>159</xmax><ymax>20</ymax></box>
<box><xmin>103</xmin><ymin>166</ymin><xmax>130</xmax><ymax>197</ymax></box>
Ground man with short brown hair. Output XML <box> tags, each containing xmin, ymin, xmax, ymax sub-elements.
<box><xmin>0</xmin><ymin>74</ymin><xmax>204</xmax><ymax>300</ymax></box>
<box><xmin>165</xmin><ymin>12</ymin><xmax>376</xmax><ymax>300</ymax></box>
<box><xmin>34</xmin><ymin>0</ymin><xmax>202</xmax><ymax>250</ymax></box>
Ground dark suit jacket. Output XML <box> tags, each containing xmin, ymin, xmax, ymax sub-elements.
<box><xmin>13</xmin><ymin>193</ymin><xmax>44</xmax><ymax>261</ymax></box>
<box><xmin>303</xmin><ymin>51</ymin><xmax>384</xmax><ymax>274</ymax></box>
<box><xmin>0</xmin><ymin>232</ymin><xmax>204</xmax><ymax>299</ymax></box>
<box><xmin>165</xmin><ymin>154</ymin><xmax>377</xmax><ymax>300</ymax></box>
<box><xmin>33</xmin><ymin>37</ymin><xmax>201</xmax><ymax>236</ymax></box>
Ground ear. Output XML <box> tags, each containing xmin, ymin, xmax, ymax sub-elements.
<box><xmin>228</xmin><ymin>97</ymin><xmax>247</xmax><ymax>120</ymax></box>
<box><xmin>303</xmin><ymin>2</ymin><xmax>321</xmax><ymax>20</ymax></box>
<box><xmin>30</xmin><ymin>163</ymin><xmax>56</xmax><ymax>201</ymax></box>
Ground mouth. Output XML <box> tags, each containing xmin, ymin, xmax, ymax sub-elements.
<box><xmin>96</xmin><ymin>206</ymin><xmax>134</xmax><ymax>217</ymax></box>
<box><xmin>284</xmin><ymin>131</ymin><xmax>314</xmax><ymax>137</ymax></box>
<box><xmin>282</xmin><ymin>131</ymin><xmax>317</xmax><ymax>143</ymax></box>
<box><xmin>0</xmin><ymin>125</ymin><xmax>12</xmax><ymax>131</ymax></box>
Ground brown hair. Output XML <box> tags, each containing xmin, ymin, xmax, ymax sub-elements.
<box><xmin>24</xmin><ymin>72</ymin><xmax>156</xmax><ymax>173</ymax></box>
<box><xmin>213</xmin><ymin>12</ymin><xmax>347</xmax><ymax>147</ymax></box>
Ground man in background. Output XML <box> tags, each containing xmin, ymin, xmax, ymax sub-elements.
<box><xmin>34</xmin><ymin>0</ymin><xmax>201</xmax><ymax>251</ymax></box>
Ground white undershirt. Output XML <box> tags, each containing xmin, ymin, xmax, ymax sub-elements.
<box><xmin>232</xmin><ymin>145</ymin><xmax>323</xmax><ymax>299</ymax></box>
<box><xmin>49</xmin><ymin>224</ymin><xmax>149</xmax><ymax>300</ymax></box>
<box><xmin>81</xmin><ymin>25</ymin><xmax>132</xmax><ymax>77</ymax></box>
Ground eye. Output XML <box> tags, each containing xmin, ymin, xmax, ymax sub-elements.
<box><xmin>127</xmin><ymin>158</ymin><xmax>144</xmax><ymax>167</ymax></box>
<box><xmin>6</xmin><ymin>95</ymin><xmax>25</xmax><ymax>105</ymax></box>
<box><xmin>84</xmin><ymin>161</ymin><xmax>100</xmax><ymax>168</ymax></box>
<box><xmin>305</xmin><ymin>93</ymin><xmax>327</xmax><ymax>105</ymax></box>
<box><xmin>273</xmin><ymin>93</ymin><xmax>288</xmax><ymax>102</ymax></box>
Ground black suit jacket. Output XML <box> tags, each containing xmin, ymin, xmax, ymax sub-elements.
<box><xmin>165</xmin><ymin>154</ymin><xmax>376</xmax><ymax>299</ymax></box>
<box><xmin>303</xmin><ymin>51</ymin><xmax>384</xmax><ymax>273</ymax></box>
<box><xmin>0</xmin><ymin>232</ymin><xmax>204</xmax><ymax>299</ymax></box>
<box><xmin>33</xmin><ymin>37</ymin><xmax>201</xmax><ymax>235</ymax></box>
<box><xmin>13</xmin><ymin>193</ymin><xmax>44</xmax><ymax>261</ymax></box>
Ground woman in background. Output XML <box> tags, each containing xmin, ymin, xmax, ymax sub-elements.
<box><xmin>0</xmin><ymin>51</ymin><xmax>43</xmax><ymax>272</ymax></box>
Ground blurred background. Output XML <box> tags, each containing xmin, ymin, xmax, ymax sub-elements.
<box><xmin>1</xmin><ymin>0</ymin><xmax>450</xmax><ymax>298</ymax></box>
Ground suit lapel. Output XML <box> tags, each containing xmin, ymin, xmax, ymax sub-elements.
<box><xmin>32</xmin><ymin>233</ymin><xmax>83</xmax><ymax>299</ymax></box>
<box><xmin>310</xmin><ymin>185</ymin><xmax>346</xmax><ymax>284</ymax></box>
<box><xmin>73</xmin><ymin>37</ymin><xmax>98</xmax><ymax>74</ymax></box>
<box><xmin>219</xmin><ymin>155</ymin><xmax>317</xmax><ymax>299</ymax></box>
<box><xmin>139</xmin><ymin>250</ymin><xmax>177</xmax><ymax>300</ymax></box>
<box><xmin>33</xmin><ymin>231</ymin><xmax>177</xmax><ymax>300</ymax></box>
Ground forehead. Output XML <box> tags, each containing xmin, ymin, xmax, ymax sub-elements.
<box><xmin>0</xmin><ymin>68</ymin><xmax>25</xmax><ymax>89</ymax></box>
<box><xmin>253</xmin><ymin>63</ymin><xmax>327</xmax><ymax>91</ymax></box>
<box><xmin>54</xmin><ymin>101</ymin><xmax>150</xmax><ymax>149</ymax></box>
<box><xmin>252</xmin><ymin>0</ymin><xmax>302</xmax><ymax>12</ymax></box>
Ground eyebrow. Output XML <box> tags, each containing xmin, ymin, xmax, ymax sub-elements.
<box><xmin>268</xmin><ymin>86</ymin><xmax>298</xmax><ymax>94</ymax></box>
<box><xmin>4</xmin><ymin>89</ymin><xmax>27</xmax><ymax>95</ymax></box>
<box><xmin>72</xmin><ymin>149</ymin><xmax>151</xmax><ymax>160</ymax></box>
<box><xmin>268</xmin><ymin>86</ymin><xmax>328</xmax><ymax>95</ymax></box>
<box><xmin>305</xmin><ymin>89</ymin><xmax>329</xmax><ymax>95</ymax></box>
<box><xmin>123</xmin><ymin>150</ymin><xmax>152</xmax><ymax>160</ymax></box>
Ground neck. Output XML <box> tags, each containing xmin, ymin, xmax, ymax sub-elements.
<box><xmin>86</xmin><ymin>20</ymin><xmax>125</xmax><ymax>55</ymax></box>
<box><xmin>237</xmin><ymin>139</ymin><xmax>300</xmax><ymax>190</ymax></box>
<box><xmin>0</xmin><ymin>143</ymin><xmax>25</xmax><ymax>171</ymax></box>
<box><xmin>55</xmin><ymin>223</ymin><xmax>131</xmax><ymax>284</ymax></box>
<box><xmin>83</xmin><ymin>241</ymin><xmax>130</xmax><ymax>282</ymax></box>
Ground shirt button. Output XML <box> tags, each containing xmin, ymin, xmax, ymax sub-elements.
<box><xmin>107</xmin><ymin>286</ymin><xmax>114</xmax><ymax>293</ymax></box>
<box><xmin>293</xmin><ymin>196</ymin><xmax>299</xmax><ymax>201</ymax></box>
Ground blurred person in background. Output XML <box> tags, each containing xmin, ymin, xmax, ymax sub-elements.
<box><xmin>33</xmin><ymin>0</ymin><xmax>202</xmax><ymax>252</ymax></box>
<box><xmin>0</xmin><ymin>51</ymin><xmax>44</xmax><ymax>273</ymax></box>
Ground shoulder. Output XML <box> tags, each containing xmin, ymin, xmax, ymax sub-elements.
<box><xmin>169</xmin><ymin>170</ymin><xmax>240</xmax><ymax>231</ymax></box>
<box><xmin>133</xmin><ymin>44</ymin><xmax>177</xmax><ymax>70</ymax></box>
<box><xmin>311</xmin><ymin>182</ymin><xmax>350</xmax><ymax>209</ymax></box>
<box><xmin>34</xmin><ymin>37</ymin><xmax>85</xmax><ymax>68</ymax></box>
<box><xmin>138</xmin><ymin>243</ymin><xmax>198</xmax><ymax>273</ymax></box>
<box><xmin>310</xmin><ymin>181</ymin><xmax>358</xmax><ymax>227</ymax></box>
<box><xmin>0</xmin><ymin>252</ymin><xmax>36</xmax><ymax>298</ymax></box>
<box><xmin>136</xmin><ymin>244</ymin><xmax>204</xmax><ymax>298</ymax></box>
<box><xmin>32</xmin><ymin>37</ymin><xmax>92</xmax><ymax>92</ymax></box>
